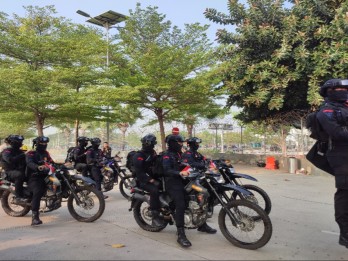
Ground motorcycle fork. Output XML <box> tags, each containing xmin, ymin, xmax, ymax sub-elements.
<box><xmin>205</xmin><ymin>180</ymin><xmax>241</xmax><ymax>227</ymax></box>
<box><xmin>61</xmin><ymin>175</ymin><xmax>84</xmax><ymax>205</ymax></box>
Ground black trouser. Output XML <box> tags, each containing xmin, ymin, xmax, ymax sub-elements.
<box><xmin>327</xmin><ymin>147</ymin><xmax>348</xmax><ymax>235</ymax></box>
<box><xmin>7</xmin><ymin>170</ymin><xmax>26</xmax><ymax>198</ymax></box>
<box><xmin>28</xmin><ymin>175</ymin><xmax>46</xmax><ymax>212</ymax></box>
<box><xmin>75</xmin><ymin>163</ymin><xmax>88</xmax><ymax>177</ymax></box>
<box><xmin>335</xmin><ymin>188</ymin><xmax>348</xmax><ymax>235</ymax></box>
<box><xmin>139</xmin><ymin>182</ymin><xmax>160</xmax><ymax>210</ymax></box>
<box><xmin>89</xmin><ymin>166</ymin><xmax>102</xmax><ymax>191</ymax></box>
<box><xmin>166</xmin><ymin>184</ymin><xmax>186</xmax><ymax>228</ymax></box>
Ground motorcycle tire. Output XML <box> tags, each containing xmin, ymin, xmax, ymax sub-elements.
<box><xmin>218</xmin><ymin>199</ymin><xmax>272</xmax><ymax>250</ymax></box>
<box><xmin>119</xmin><ymin>176</ymin><xmax>136</xmax><ymax>200</ymax></box>
<box><xmin>133</xmin><ymin>200</ymin><xmax>167</xmax><ymax>232</ymax></box>
<box><xmin>67</xmin><ymin>186</ymin><xmax>105</xmax><ymax>222</ymax></box>
<box><xmin>1</xmin><ymin>190</ymin><xmax>31</xmax><ymax>217</ymax></box>
<box><xmin>231</xmin><ymin>184</ymin><xmax>272</xmax><ymax>215</ymax></box>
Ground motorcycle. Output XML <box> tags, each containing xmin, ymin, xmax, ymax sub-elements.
<box><xmin>0</xmin><ymin>162</ymin><xmax>105</xmax><ymax>222</ymax></box>
<box><xmin>96</xmin><ymin>152</ymin><xmax>136</xmax><ymax>199</ymax></box>
<box><xmin>211</xmin><ymin>159</ymin><xmax>272</xmax><ymax>216</ymax></box>
<box><xmin>129</xmin><ymin>168</ymin><xmax>273</xmax><ymax>250</ymax></box>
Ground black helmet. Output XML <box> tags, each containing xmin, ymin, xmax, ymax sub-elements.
<box><xmin>166</xmin><ymin>134</ymin><xmax>185</xmax><ymax>144</ymax></box>
<box><xmin>77</xmin><ymin>136</ymin><xmax>90</xmax><ymax>143</ymax></box>
<box><xmin>141</xmin><ymin>134</ymin><xmax>157</xmax><ymax>146</ymax></box>
<box><xmin>320</xmin><ymin>79</ymin><xmax>348</xmax><ymax>97</ymax></box>
<box><xmin>186</xmin><ymin>137</ymin><xmax>202</xmax><ymax>145</ymax></box>
<box><xmin>90</xmin><ymin>137</ymin><xmax>101</xmax><ymax>146</ymax></box>
<box><xmin>7</xmin><ymin>135</ymin><xmax>24</xmax><ymax>146</ymax></box>
<box><xmin>33</xmin><ymin>136</ymin><xmax>49</xmax><ymax>144</ymax></box>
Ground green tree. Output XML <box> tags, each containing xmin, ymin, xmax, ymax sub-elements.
<box><xmin>111</xmin><ymin>3</ymin><xmax>224</xmax><ymax>150</ymax></box>
<box><xmin>205</xmin><ymin>0</ymin><xmax>347</xmax><ymax>127</ymax></box>
<box><xmin>0</xmin><ymin>6</ymin><xmax>108</xmax><ymax>136</ymax></box>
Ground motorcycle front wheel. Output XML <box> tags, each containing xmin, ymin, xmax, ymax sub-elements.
<box><xmin>133</xmin><ymin>200</ymin><xmax>167</xmax><ymax>232</ymax></box>
<box><xmin>67</xmin><ymin>186</ymin><xmax>105</xmax><ymax>222</ymax></box>
<box><xmin>119</xmin><ymin>176</ymin><xmax>136</xmax><ymax>200</ymax></box>
<box><xmin>218</xmin><ymin>199</ymin><xmax>272</xmax><ymax>250</ymax></box>
<box><xmin>0</xmin><ymin>190</ymin><xmax>31</xmax><ymax>217</ymax></box>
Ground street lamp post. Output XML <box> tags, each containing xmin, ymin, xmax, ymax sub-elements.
<box><xmin>76</xmin><ymin>10</ymin><xmax>127</xmax><ymax>143</ymax></box>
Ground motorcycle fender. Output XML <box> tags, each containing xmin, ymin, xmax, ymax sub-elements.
<box><xmin>222</xmin><ymin>183</ymin><xmax>252</xmax><ymax>196</ymax></box>
<box><xmin>230</xmin><ymin>173</ymin><xmax>258</xmax><ymax>182</ymax></box>
<box><xmin>72</xmin><ymin>175</ymin><xmax>96</xmax><ymax>186</ymax></box>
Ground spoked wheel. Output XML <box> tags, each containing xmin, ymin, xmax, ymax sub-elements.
<box><xmin>230</xmin><ymin>184</ymin><xmax>272</xmax><ymax>215</ymax></box>
<box><xmin>218</xmin><ymin>199</ymin><xmax>272</xmax><ymax>250</ymax></box>
<box><xmin>1</xmin><ymin>190</ymin><xmax>31</xmax><ymax>217</ymax></box>
<box><xmin>119</xmin><ymin>176</ymin><xmax>136</xmax><ymax>200</ymax></box>
<box><xmin>133</xmin><ymin>200</ymin><xmax>167</xmax><ymax>232</ymax></box>
<box><xmin>67</xmin><ymin>186</ymin><xmax>105</xmax><ymax>222</ymax></box>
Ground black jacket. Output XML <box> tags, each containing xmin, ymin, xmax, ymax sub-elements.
<box><xmin>162</xmin><ymin>150</ymin><xmax>186</xmax><ymax>187</ymax></box>
<box><xmin>86</xmin><ymin>148</ymin><xmax>103</xmax><ymax>166</ymax></box>
<box><xmin>1</xmin><ymin>147</ymin><xmax>26</xmax><ymax>171</ymax></box>
<box><xmin>26</xmin><ymin>150</ymin><xmax>54</xmax><ymax>177</ymax></box>
<box><xmin>73</xmin><ymin>145</ymin><xmax>87</xmax><ymax>164</ymax></box>
<box><xmin>182</xmin><ymin>149</ymin><xmax>207</xmax><ymax>170</ymax></box>
<box><xmin>132</xmin><ymin>149</ymin><xmax>156</xmax><ymax>184</ymax></box>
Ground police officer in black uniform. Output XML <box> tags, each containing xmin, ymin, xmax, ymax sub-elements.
<box><xmin>86</xmin><ymin>137</ymin><xmax>107</xmax><ymax>199</ymax></box>
<box><xmin>26</xmin><ymin>136</ymin><xmax>54</xmax><ymax>226</ymax></box>
<box><xmin>317</xmin><ymin>78</ymin><xmax>348</xmax><ymax>248</ymax></box>
<box><xmin>74</xmin><ymin>136</ymin><xmax>90</xmax><ymax>177</ymax></box>
<box><xmin>133</xmin><ymin>134</ymin><xmax>164</xmax><ymax>227</ymax></box>
<box><xmin>182</xmin><ymin>137</ymin><xmax>207</xmax><ymax>171</ymax></box>
<box><xmin>1</xmin><ymin>135</ymin><xmax>27</xmax><ymax>203</ymax></box>
<box><xmin>163</xmin><ymin>134</ymin><xmax>216</xmax><ymax>248</ymax></box>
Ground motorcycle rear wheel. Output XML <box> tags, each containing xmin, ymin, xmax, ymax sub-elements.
<box><xmin>119</xmin><ymin>176</ymin><xmax>136</xmax><ymax>200</ymax></box>
<box><xmin>67</xmin><ymin>186</ymin><xmax>105</xmax><ymax>222</ymax></box>
<box><xmin>133</xmin><ymin>200</ymin><xmax>167</xmax><ymax>232</ymax></box>
<box><xmin>218</xmin><ymin>199</ymin><xmax>272</xmax><ymax>250</ymax></box>
<box><xmin>1</xmin><ymin>190</ymin><xmax>31</xmax><ymax>217</ymax></box>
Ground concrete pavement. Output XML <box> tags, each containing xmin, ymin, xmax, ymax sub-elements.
<box><xmin>0</xmin><ymin>164</ymin><xmax>347</xmax><ymax>260</ymax></box>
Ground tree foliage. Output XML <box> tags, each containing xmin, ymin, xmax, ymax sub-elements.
<box><xmin>112</xmin><ymin>3</ymin><xmax>225</xmax><ymax>149</ymax></box>
<box><xmin>205</xmin><ymin>0</ymin><xmax>348</xmax><ymax>127</ymax></box>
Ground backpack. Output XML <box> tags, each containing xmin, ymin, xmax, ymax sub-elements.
<box><xmin>152</xmin><ymin>152</ymin><xmax>164</xmax><ymax>178</ymax></box>
<box><xmin>65</xmin><ymin>146</ymin><xmax>77</xmax><ymax>163</ymax></box>
<box><xmin>126</xmin><ymin>150</ymin><xmax>138</xmax><ymax>173</ymax></box>
<box><xmin>305</xmin><ymin>109</ymin><xmax>330</xmax><ymax>142</ymax></box>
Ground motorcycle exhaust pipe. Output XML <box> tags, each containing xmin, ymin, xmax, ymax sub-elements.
<box><xmin>132</xmin><ymin>193</ymin><xmax>150</xmax><ymax>203</ymax></box>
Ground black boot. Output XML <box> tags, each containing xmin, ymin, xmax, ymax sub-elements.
<box><xmin>151</xmin><ymin>210</ymin><xmax>164</xmax><ymax>227</ymax></box>
<box><xmin>177</xmin><ymin>227</ymin><xmax>192</xmax><ymax>248</ymax></box>
<box><xmin>197</xmin><ymin>222</ymin><xmax>217</xmax><ymax>234</ymax></box>
<box><xmin>31</xmin><ymin>211</ymin><xmax>43</xmax><ymax>226</ymax></box>
<box><xmin>339</xmin><ymin>233</ymin><xmax>348</xmax><ymax>248</ymax></box>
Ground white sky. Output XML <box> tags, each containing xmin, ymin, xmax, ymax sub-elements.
<box><xmin>2</xmin><ymin>0</ymin><xmax>232</xmax><ymax>44</ymax></box>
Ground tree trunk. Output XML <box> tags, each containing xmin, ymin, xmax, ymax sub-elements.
<box><xmin>117</xmin><ymin>122</ymin><xmax>129</xmax><ymax>151</ymax></box>
<box><xmin>155</xmin><ymin>109</ymin><xmax>166</xmax><ymax>151</ymax></box>
<box><xmin>186</xmin><ymin>124</ymin><xmax>193</xmax><ymax>138</ymax></box>
<box><xmin>74</xmin><ymin>119</ymin><xmax>80</xmax><ymax>146</ymax></box>
<box><xmin>34</xmin><ymin>111</ymin><xmax>45</xmax><ymax>136</ymax></box>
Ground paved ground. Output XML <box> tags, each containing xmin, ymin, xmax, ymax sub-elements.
<box><xmin>0</xmin><ymin>164</ymin><xmax>347</xmax><ymax>260</ymax></box>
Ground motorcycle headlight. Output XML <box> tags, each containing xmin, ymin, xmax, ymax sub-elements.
<box><xmin>216</xmin><ymin>174</ymin><xmax>225</xmax><ymax>183</ymax></box>
<box><xmin>68</xmin><ymin>169</ymin><xmax>76</xmax><ymax>176</ymax></box>
<box><xmin>228</xmin><ymin>167</ymin><xmax>235</xmax><ymax>174</ymax></box>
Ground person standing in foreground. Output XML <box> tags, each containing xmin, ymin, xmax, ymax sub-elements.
<box><xmin>317</xmin><ymin>78</ymin><xmax>348</xmax><ymax>248</ymax></box>
<box><xmin>26</xmin><ymin>136</ymin><xmax>54</xmax><ymax>226</ymax></box>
